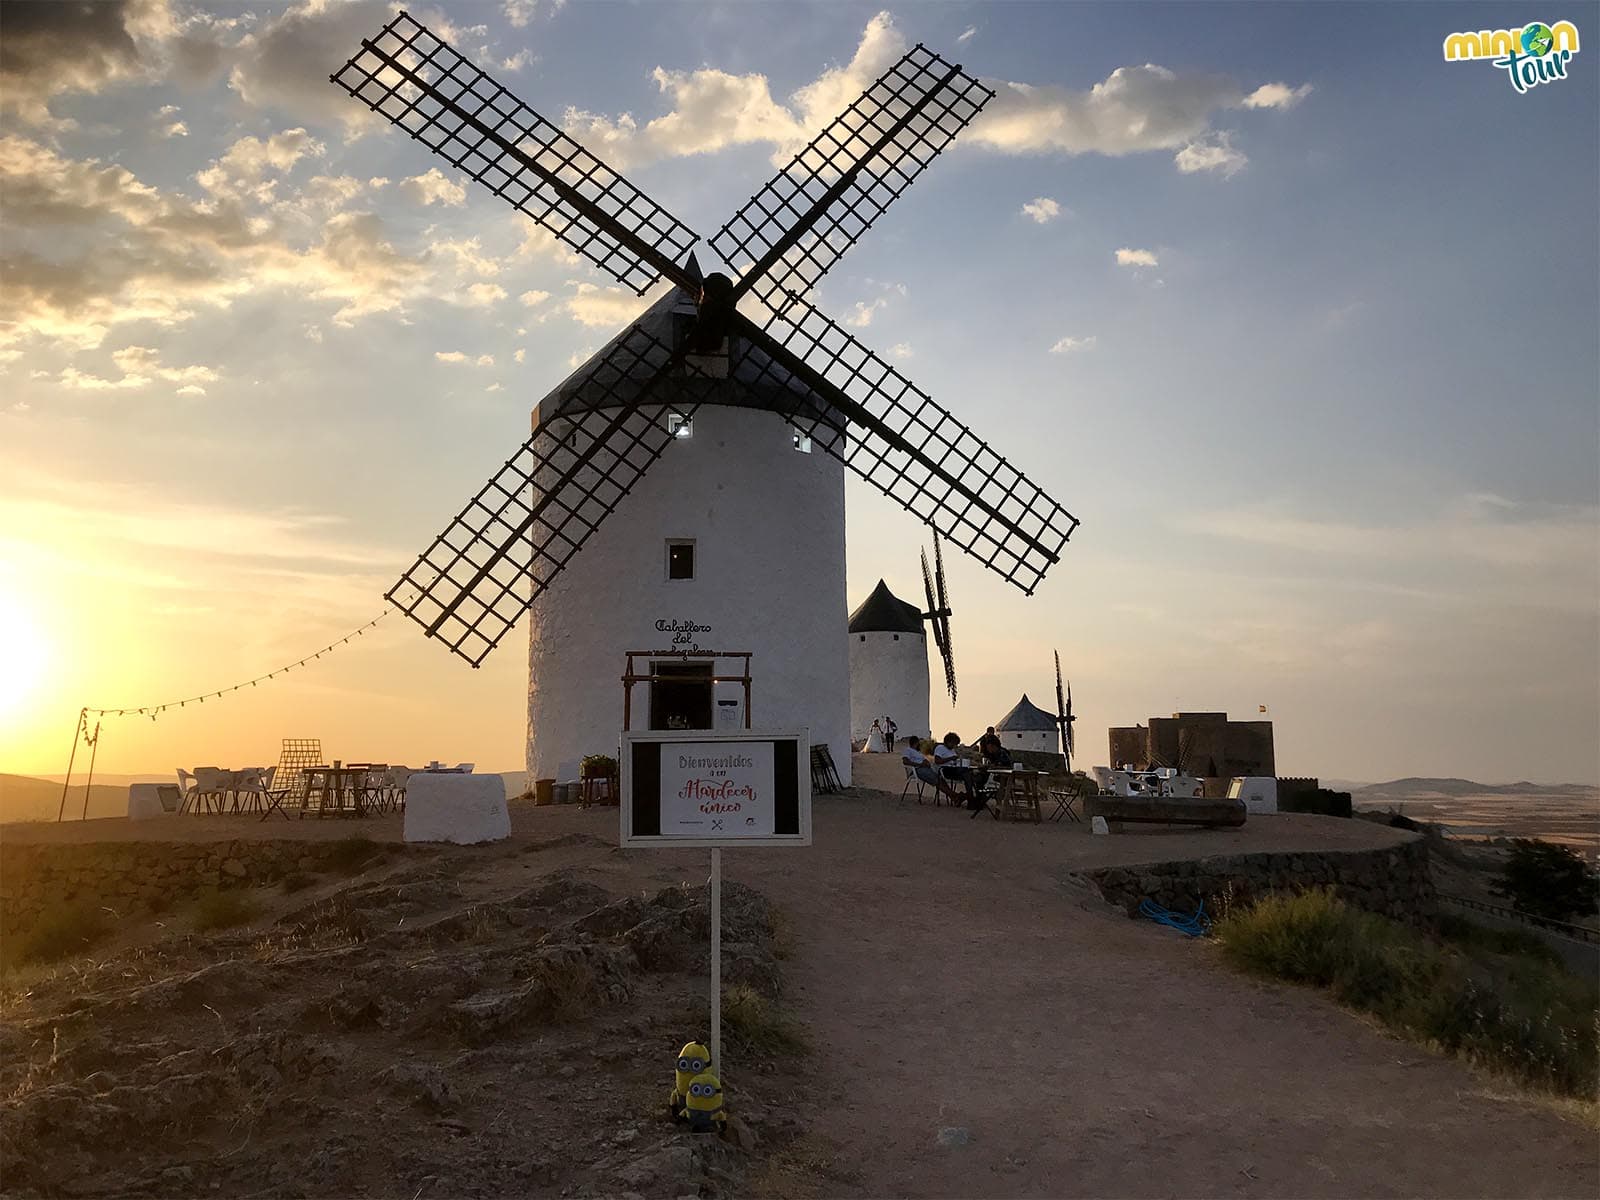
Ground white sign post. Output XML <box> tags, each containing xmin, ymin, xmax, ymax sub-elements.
<box><xmin>621</xmin><ymin>729</ymin><xmax>811</xmax><ymax>1083</ymax></box>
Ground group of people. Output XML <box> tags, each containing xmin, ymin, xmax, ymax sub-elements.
<box><xmin>900</xmin><ymin>728</ymin><xmax>1014</xmax><ymax>812</ymax></box>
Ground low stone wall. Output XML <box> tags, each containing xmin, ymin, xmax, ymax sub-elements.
<box><xmin>1078</xmin><ymin>836</ymin><xmax>1434</xmax><ymax>923</ymax></box>
<box><xmin>0</xmin><ymin>839</ymin><xmax>398</xmax><ymax>937</ymax></box>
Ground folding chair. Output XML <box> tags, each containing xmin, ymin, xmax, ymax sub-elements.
<box><xmin>1048</xmin><ymin>775</ymin><xmax>1088</xmax><ymax>823</ymax></box>
<box><xmin>809</xmin><ymin>744</ymin><xmax>843</xmax><ymax>794</ymax></box>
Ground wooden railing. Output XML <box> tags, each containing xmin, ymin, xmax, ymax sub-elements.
<box><xmin>1437</xmin><ymin>892</ymin><xmax>1600</xmax><ymax>944</ymax></box>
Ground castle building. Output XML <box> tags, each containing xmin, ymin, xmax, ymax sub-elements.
<box><xmin>1108</xmin><ymin>711</ymin><xmax>1275</xmax><ymax>796</ymax></box>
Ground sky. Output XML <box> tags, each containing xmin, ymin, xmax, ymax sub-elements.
<box><xmin>1</xmin><ymin>0</ymin><xmax>1596</xmax><ymax>788</ymax></box>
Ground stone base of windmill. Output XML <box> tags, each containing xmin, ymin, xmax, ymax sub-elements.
<box><xmin>403</xmin><ymin>773</ymin><xmax>510</xmax><ymax>844</ymax></box>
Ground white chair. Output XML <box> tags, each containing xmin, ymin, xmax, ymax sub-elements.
<box><xmin>899</xmin><ymin>762</ymin><xmax>953</xmax><ymax>806</ymax></box>
<box><xmin>235</xmin><ymin>768</ymin><xmax>271</xmax><ymax>814</ymax></box>
<box><xmin>176</xmin><ymin>768</ymin><xmax>199</xmax><ymax>813</ymax></box>
<box><xmin>191</xmin><ymin>767</ymin><xmax>229</xmax><ymax>814</ymax></box>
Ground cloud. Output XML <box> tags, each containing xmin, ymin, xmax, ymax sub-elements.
<box><xmin>1115</xmin><ymin>247</ymin><xmax>1158</xmax><ymax>268</ymax></box>
<box><xmin>889</xmin><ymin>342</ymin><xmax>913</xmax><ymax>359</ymax></box>
<box><xmin>195</xmin><ymin>128</ymin><xmax>326</xmax><ymax>201</ymax></box>
<box><xmin>514</xmin><ymin>348</ymin><xmax>526</xmax><ymax>363</ymax></box>
<box><xmin>0</xmin><ymin>135</ymin><xmax>434</xmax><ymax>352</ymax></box>
<box><xmin>459</xmin><ymin>282</ymin><xmax>507</xmax><ymax>308</ymax></box>
<box><xmin>561</xmin><ymin>11</ymin><xmax>907</xmax><ymax>168</ymax></box>
<box><xmin>500</xmin><ymin>49</ymin><xmax>533</xmax><ymax>72</ymax></box>
<box><xmin>957</xmin><ymin>27</ymin><xmax>977</xmax><ymax>45</ymax></box>
<box><xmin>1174</xmin><ymin>131</ymin><xmax>1247</xmax><ymax>177</ymax></box>
<box><xmin>51</xmin><ymin>345</ymin><xmax>219</xmax><ymax>394</ymax></box>
<box><xmin>1021</xmin><ymin>197</ymin><xmax>1062</xmax><ymax>224</ymax></box>
<box><xmin>398</xmin><ymin>168</ymin><xmax>467</xmax><ymax>207</ymax></box>
<box><xmin>563</xmin><ymin>281</ymin><xmax>654</xmax><ymax>328</ymax></box>
<box><xmin>434</xmin><ymin>350</ymin><xmax>494</xmax><ymax>366</ymax></box>
<box><xmin>1048</xmin><ymin>335</ymin><xmax>1096</xmax><ymax>354</ymax></box>
<box><xmin>229</xmin><ymin>0</ymin><xmax>390</xmax><ymax>132</ymax></box>
<box><xmin>844</xmin><ymin>298</ymin><xmax>889</xmax><ymax>328</ymax></box>
<box><xmin>519</xmin><ymin>289</ymin><xmax>551</xmax><ymax>307</ymax></box>
<box><xmin>0</xmin><ymin>0</ymin><xmax>153</xmax><ymax>126</ymax></box>
<box><xmin>966</xmin><ymin>63</ymin><xmax>1310</xmax><ymax>175</ymax></box>
<box><xmin>1244</xmin><ymin>82</ymin><xmax>1313</xmax><ymax>110</ymax></box>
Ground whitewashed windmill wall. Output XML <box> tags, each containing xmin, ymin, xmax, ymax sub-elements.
<box><xmin>847</xmin><ymin>580</ymin><xmax>930</xmax><ymax>746</ymax></box>
<box><xmin>526</xmin><ymin>292</ymin><xmax>851</xmax><ymax>785</ymax></box>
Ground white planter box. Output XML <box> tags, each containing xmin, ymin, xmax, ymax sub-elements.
<box><xmin>404</xmin><ymin>773</ymin><xmax>510</xmax><ymax>844</ymax></box>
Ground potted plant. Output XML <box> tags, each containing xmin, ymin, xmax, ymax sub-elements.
<box><xmin>580</xmin><ymin>754</ymin><xmax>617</xmax><ymax>779</ymax></box>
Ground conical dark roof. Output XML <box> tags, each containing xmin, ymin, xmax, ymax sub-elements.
<box><xmin>848</xmin><ymin>579</ymin><xmax>924</xmax><ymax>635</ymax></box>
<box><xmin>996</xmin><ymin>693</ymin><xmax>1057</xmax><ymax>732</ymax></box>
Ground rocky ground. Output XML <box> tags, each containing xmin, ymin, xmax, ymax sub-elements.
<box><xmin>1</xmin><ymin>834</ymin><xmax>807</xmax><ymax>1198</ymax></box>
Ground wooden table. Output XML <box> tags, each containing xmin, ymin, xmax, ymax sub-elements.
<box><xmin>976</xmin><ymin>769</ymin><xmax>1046</xmax><ymax>822</ymax></box>
<box><xmin>300</xmin><ymin>765</ymin><xmax>371</xmax><ymax>818</ymax></box>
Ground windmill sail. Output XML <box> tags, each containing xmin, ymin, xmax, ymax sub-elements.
<box><xmin>713</xmin><ymin>45</ymin><xmax>992</xmax><ymax>308</ymax></box>
<box><xmin>733</xmin><ymin>300</ymin><xmax>1078</xmax><ymax>594</ymax></box>
<box><xmin>331</xmin><ymin>11</ymin><xmax>698</xmax><ymax>295</ymax></box>
<box><xmin>387</xmin><ymin>324</ymin><xmax>713</xmax><ymax>665</ymax></box>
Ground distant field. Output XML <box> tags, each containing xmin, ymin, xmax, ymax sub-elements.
<box><xmin>1356</xmin><ymin>788</ymin><xmax>1599</xmax><ymax>854</ymax></box>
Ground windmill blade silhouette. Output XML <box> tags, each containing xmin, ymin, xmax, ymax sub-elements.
<box><xmin>331</xmin><ymin>12</ymin><xmax>699</xmax><ymax>295</ymax></box>
<box><xmin>386</xmin><ymin>325</ymin><xmax>714</xmax><ymax>664</ymax></box>
<box><xmin>732</xmin><ymin>299</ymin><xmax>1078</xmax><ymax>594</ymax></box>
<box><xmin>713</xmin><ymin>45</ymin><xmax>992</xmax><ymax>309</ymax></box>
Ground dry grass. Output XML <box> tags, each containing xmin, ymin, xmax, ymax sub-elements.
<box><xmin>722</xmin><ymin>984</ymin><xmax>808</xmax><ymax>1057</ymax></box>
<box><xmin>2</xmin><ymin>903</ymin><xmax>111</xmax><ymax>969</ymax></box>
<box><xmin>191</xmin><ymin>889</ymin><xmax>263</xmax><ymax>932</ymax></box>
<box><xmin>1217</xmin><ymin>889</ymin><xmax>1598</xmax><ymax>1098</ymax></box>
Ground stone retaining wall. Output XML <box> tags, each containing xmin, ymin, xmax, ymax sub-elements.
<box><xmin>1078</xmin><ymin>836</ymin><xmax>1434</xmax><ymax>923</ymax></box>
<box><xmin>0</xmin><ymin>839</ymin><xmax>398</xmax><ymax>937</ymax></box>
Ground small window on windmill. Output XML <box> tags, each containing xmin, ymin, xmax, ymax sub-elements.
<box><xmin>666</xmin><ymin>539</ymin><xmax>695</xmax><ymax>580</ymax></box>
<box><xmin>666</xmin><ymin>412</ymin><xmax>693</xmax><ymax>439</ymax></box>
<box><xmin>792</xmin><ymin>427</ymin><xmax>812</xmax><ymax>453</ymax></box>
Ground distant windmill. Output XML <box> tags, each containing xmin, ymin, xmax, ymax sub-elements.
<box><xmin>921</xmin><ymin>532</ymin><xmax>956</xmax><ymax>704</ymax></box>
<box><xmin>1053</xmin><ymin>650</ymin><xmax>1076</xmax><ymax>770</ymax></box>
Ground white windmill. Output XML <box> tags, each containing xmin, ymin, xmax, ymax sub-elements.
<box><xmin>331</xmin><ymin>14</ymin><xmax>1081</xmax><ymax>786</ymax></box>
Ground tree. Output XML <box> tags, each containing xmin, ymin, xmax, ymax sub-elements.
<box><xmin>1489</xmin><ymin>838</ymin><xmax>1599</xmax><ymax>921</ymax></box>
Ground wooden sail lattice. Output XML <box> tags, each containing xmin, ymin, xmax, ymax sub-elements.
<box><xmin>333</xmin><ymin>13</ymin><xmax>1080</xmax><ymax>666</ymax></box>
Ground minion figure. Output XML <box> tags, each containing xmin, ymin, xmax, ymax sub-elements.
<box><xmin>682</xmin><ymin>1070</ymin><xmax>727</xmax><ymax>1136</ymax></box>
<box><xmin>668</xmin><ymin>1041</ymin><xmax>711</xmax><ymax>1122</ymax></box>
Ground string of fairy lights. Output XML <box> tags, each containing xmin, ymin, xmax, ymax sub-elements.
<box><xmin>83</xmin><ymin>611</ymin><xmax>392</xmax><ymax>721</ymax></box>
<box><xmin>57</xmin><ymin>610</ymin><xmax>401</xmax><ymax>821</ymax></box>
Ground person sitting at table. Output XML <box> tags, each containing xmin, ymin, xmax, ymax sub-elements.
<box><xmin>933</xmin><ymin>731</ymin><xmax>987</xmax><ymax>801</ymax></box>
<box><xmin>901</xmin><ymin>735</ymin><xmax>954</xmax><ymax>802</ymax></box>
<box><xmin>978</xmin><ymin>727</ymin><xmax>1013</xmax><ymax>768</ymax></box>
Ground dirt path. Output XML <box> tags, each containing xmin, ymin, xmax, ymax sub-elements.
<box><xmin>718</xmin><ymin>776</ymin><xmax>1597</xmax><ymax>1198</ymax></box>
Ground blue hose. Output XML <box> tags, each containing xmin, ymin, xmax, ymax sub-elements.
<box><xmin>1139</xmin><ymin>897</ymin><xmax>1211</xmax><ymax>937</ymax></box>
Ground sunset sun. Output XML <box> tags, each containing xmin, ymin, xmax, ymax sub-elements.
<box><xmin>0</xmin><ymin>585</ymin><xmax>51</xmax><ymax>723</ymax></box>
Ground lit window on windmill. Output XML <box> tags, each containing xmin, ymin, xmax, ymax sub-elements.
<box><xmin>667</xmin><ymin>412</ymin><xmax>693</xmax><ymax>439</ymax></box>
<box><xmin>792</xmin><ymin>427</ymin><xmax>812</xmax><ymax>453</ymax></box>
<box><xmin>666</xmin><ymin>539</ymin><xmax>695</xmax><ymax>580</ymax></box>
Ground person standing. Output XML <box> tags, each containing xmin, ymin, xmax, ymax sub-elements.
<box><xmin>884</xmin><ymin>715</ymin><xmax>897</xmax><ymax>753</ymax></box>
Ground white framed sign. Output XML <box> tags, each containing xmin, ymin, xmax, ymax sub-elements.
<box><xmin>620</xmin><ymin>729</ymin><xmax>811</xmax><ymax>848</ymax></box>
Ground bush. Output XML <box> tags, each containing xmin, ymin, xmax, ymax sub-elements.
<box><xmin>1217</xmin><ymin>889</ymin><xmax>1597</xmax><ymax>1097</ymax></box>
<box><xmin>324</xmin><ymin>836</ymin><xmax>382</xmax><ymax>874</ymax></box>
<box><xmin>1491</xmin><ymin>839</ymin><xmax>1599</xmax><ymax>921</ymax></box>
<box><xmin>4</xmin><ymin>904</ymin><xmax>111</xmax><ymax>968</ymax></box>
<box><xmin>192</xmin><ymin>889</ymin><xmax>262</xmax><ymax>932</ymax></box>
<box><xmin>722</xmin><ymin>984</ymin><xmax>808</xmax><ymax>1057</ymax></box>
<box><xmin>279</xmin><ymin>871</ymin><xmax>316</xmax><ymax>895</ymax></box>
